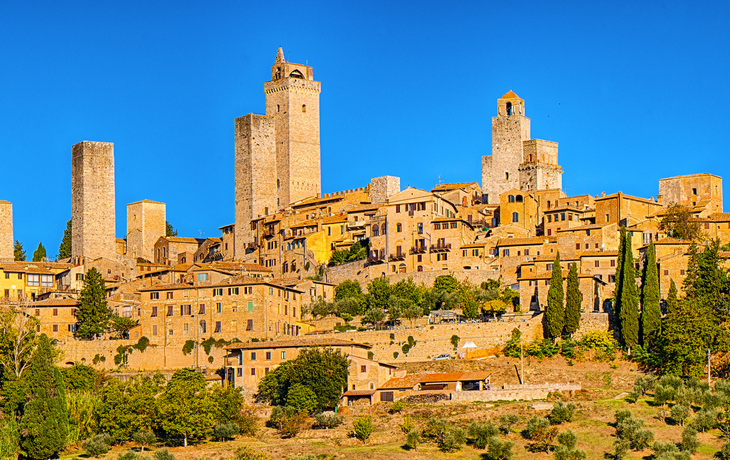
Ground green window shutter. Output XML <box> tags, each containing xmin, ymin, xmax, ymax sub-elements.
<box><xmin>247</xmin><ymin>301</ymin><xmax>253</xmax><ymax>312</ymax></box>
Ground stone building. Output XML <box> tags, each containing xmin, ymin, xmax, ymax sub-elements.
<box><xmin>658</xmin><ymin>173</ymin><xmax>723</xmax><ymax>214</ymax></box>
<box><xmin>72</xmin><ymin>141</ymin><xmax>116</xmax><ymax>262</ymax></box>
<box><xmin>0</xmin><ymin>201</ymin><xmax>12</xmax><ymax>262</ymax></box>
<box><xmin>235</xmin><ymin>48</ymin><xmax>322</xmax><ymax>253</ymax></box>
<box><xmin>482</xmin><ymin>91</ymin><xmax>562</xmax><ymax>204</ymax></box>
<box><xmin>126</xmin><ymin>200</ymin><xmax>166</xmax><ymax>263</ymax></box>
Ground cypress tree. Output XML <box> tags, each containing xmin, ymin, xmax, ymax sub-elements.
<box><xmin>667</xmin><ymin>279</ymin><xmax>679</xmax><ymax>315</ymax></box>
<box><xmin>682</xmin><ymin>241</ymin><xmax>699</xmax><ymax>299</ymax></box>
<box><xmin>619</xmin><ymin>231</ymin><xmax>640</xmax><ymax>349</ymax></box>
<box><xmin>32</xmin><ymin>242</ymin><xmax>46</xmax><ymax>262</ymax></box>
<box><xmin>546</xmin><ymin>252</ymin><xmax>565</xmax><ymax>339</ymax></box>
<box><xmin>564</xmin><ymin>262</ymin><xmax>581</xmax><ymax>337</ymax></box>
<box><xmin>19</xmin><ymin>334</ymin><xmax>69</xmax><ymax>459</ymax></box>
<box><xmin>640</xmin><ymin>241</ymin><xmax>661</xmax><ymax>348</ymax></box>
<box><xmin>58</xmin><ymin>219</ymin><xmax>72</xmax><ymax>259</ymax></box>
<box><xmin>76</xmin><ymin>268</ymin><xmax>112</xmax><ymax>339</ymax></box>
<box><xmin>614</xmin><ymin>227</ymin><xmax>627</xmax><ymax>321</ymax></box>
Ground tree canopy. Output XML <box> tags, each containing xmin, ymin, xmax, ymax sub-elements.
<box><xmin>13</xmin><ymin>240</ymin><xmax>25</xmax><ymax>261</ymax></box>
<box><xmin>58</xmin><ymin>219</ymin><xmax>72</xmax><ymax>259</ymax></box>
<box><xmin>546</xmin><ymin>252</ymin><xmax>564</xmax><ymax>339</ymax></box>
<box><xmin>76</xmin><ymin>268</ymin><xmax>112</xmax><ymax>339</ymax></box>
<box><xmin>32</xmin><ymin>242</ymin><xmax>46</xmax><ymax>262</ymax></box>
<box><xmin>659</xmin><ymin>203</ymin><xmax>703</xmax><ymax>241</ymax></box>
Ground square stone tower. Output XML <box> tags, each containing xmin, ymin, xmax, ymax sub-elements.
<box><xmin>0</xmin><ymin>201</ymin><xmax>12</xmax><ymax>262</ymax></box>
<box><xmin>264</xmin><ymin>47</ymin><xmax>321</xmax><ymax>208</ymax></box>
<box><xmin>369</xmin><ymin>176</ymin><xmax>401</xmax><ymax>203</ymax></box>
<box><xmin>519</xmin><ymin>139</ymin><xmax>562</xmax><ymax>192</ymax></box>
<box><xmin>127</xmin><ymin>200</ymin><xmax>166</xmax><ymax>262</ymax></box>
<box><xmin>658</xmin><ymin>173</ymin><xmax>723</xmax><ymax>213</ymax></box>
<box><xmin>72</xmin><ymin>141</ymin><xmax>116</xmax><ymax>262</ymax></box>
<box><xmin>235</xmin><ymin>114</ymin><xmax>277</xmax><ymax>255</ymax></box>
<box><xmin>482</xmin><ymin>91</ymin><xmax>531</xmax><ymax>204</ymax></box>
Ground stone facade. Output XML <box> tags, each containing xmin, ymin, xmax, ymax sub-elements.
<box><xmin>126</xmin><ymin>200</ymin><xmax>166</xmax><ymax>263</ymax></box>
<box><xmin>658</xmin><ymin>173</ymin><xmax>723</xmax><ymax>214</ymax></box>
<box><xmin>369</xmin><ymin>176</ymin><xmax>401</xmax><ymax>203</ymax></box>
<box><xmin>71</xmin><ymin>141</ymin><xmax>116</xmax><ymax>262</ymax></box>
<box><xmin>519</xmin><ymin>139</ymin><xmax>562</xmax><ymax>192</ymax></box>
<box><xmin>0</xmin><ymin>201</ymin><xmax>12</xmax><ymax>262</ymax></box>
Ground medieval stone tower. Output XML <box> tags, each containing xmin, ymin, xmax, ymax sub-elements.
<box><xmin>481</xmin><ymin>91</ymin><xmax>562</xmax><ymax>204</ymax></box>
<box><xmin>127</xmin><ymin>200</ymin><xmax>166</xmax><ymax>262</ymax></box>
<box><xmin>72</xmin><ymin>141</ymin><xmax>116</xmax><ymax>262</ymax></box>
<box><xmin>235</xmin><ymin>48</ymin><xmax>321</xmax><ymax>256</ymax></box>
<box><xmin>0</xmin><ymin>201</ymin><xmax>12</xmax><ymax>262</ymax></box>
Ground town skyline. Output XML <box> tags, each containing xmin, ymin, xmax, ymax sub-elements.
<box><xmin>1</xmin><ymin>1</ymin><xmax>728</xmax><ymax>255</ymax></box>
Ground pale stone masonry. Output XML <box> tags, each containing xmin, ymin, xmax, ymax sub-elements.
<box><xmin>0</xmin><ymin>201</ymin><xmax>12</xmax><ymax>262</ymax></box>
<box><xmin>127</xmin><ymin>200</ymin><xmax>166</xmax><ymax>262</ymax></box>
<box><xmin>369</xmin><ymin>176</ymin><xmax>401</xmax><ymax>203</ymax></box>
<box><xmin>71</xmin><ymin>141</ymin><xmax>116</xmax><ymax>262</ymax></box>
<box><xmin>658</xmin><ymin>173</ymin><xmax>723</xmax><ymax>214</ymax></box>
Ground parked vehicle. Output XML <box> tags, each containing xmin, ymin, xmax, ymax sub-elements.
<box><xmin>433</xmin><ymin>353</ymin><xmax>451</xmax><ymax>361</ymax></box>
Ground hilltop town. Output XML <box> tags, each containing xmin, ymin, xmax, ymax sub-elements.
<box><xmin>0</xmin><ymin>47</ymin><xmax>726</xmax><ymax>400</ymax></box>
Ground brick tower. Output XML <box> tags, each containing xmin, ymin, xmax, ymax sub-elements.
<box><xmin>0</xmin><ymin>201</ymin><xmax>12</xmax><ymax>262</ymax></box>
<box><xmin>127</xmin><ymin>200</ymin><xmax>166</xmax><ymax>262</ymax></box>
<box><xmin>265</xmin><ymin>47</ymin><xmax>321</xmax><ymax>208</ymax></box>
<box><xmin>72</xmin><ymin>141</ymin><xmax>116</xmax><ymax>262</ymax></box>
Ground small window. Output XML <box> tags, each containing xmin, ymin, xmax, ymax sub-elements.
<box><xmin>512</xmin><ymin>212</ymin><xmax>519</xmax><ymax>223</ymax></box>
<box><xmin>281</xmin><ymin>351</ymin><xmax>286</xmax><ymax>360</ymax></box>
<box><xmin>594</xmin><ymin>260</ymin><xmax>600</xmax><ymax>268</ymax></box>
<box><xmin>151</xmin><ymin>306</ymin><xmax>158</xmax><ymax>317</ymax></box>
<box><xmin>266</xmin><ymin>352</ymin><xmax>272</xmax><ymax>360</ymax></box>
<box><xmin>361</xmin><ymin>365</ymin><xmax>367</xmax><ymax>373</ymax></box>
<box><xmin>302</xmin><ymin>104</ymin><xmax>306</xmax><ymax>112</ymax></box>
<box><xmin>250</xmin><ymin>368</ymin><xmax>256</xmax><ymax>376</ymax></box>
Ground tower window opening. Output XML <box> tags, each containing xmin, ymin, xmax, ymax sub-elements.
<box><xmin>289</xmin><ymin>70</ymin><xmax>304</xmax><ymax>79</ymax></box>
<box><xmin>302</xmin><ymin>104</ymin><xmax>306</xmax><ymax>113</ymax></box>
<box><xmin>505</xmin><ymin>172</ymin><xmax>509</xmax><ymax>180</ymax></box>
<box><xmin>277</xmin><ymin>104</ymin><xmax>280</xmax><ymax>112</ymax></box>
<box><xmin>506</xmin><ymin>102</ymin><xmax>512</xmax><ymax>115</ymax></box>
<box><xmin>516</xmin><ymin>195</ymin><xmax>523</xmax><ymax>203</ymax></box>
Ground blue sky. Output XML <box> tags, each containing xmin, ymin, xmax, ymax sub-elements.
<box><xmin>1</xmin><ymin>1</ymin><xmax>728</xmax><ymax>258</ymax></box>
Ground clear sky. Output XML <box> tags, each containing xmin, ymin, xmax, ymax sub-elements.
<box><xmin>1</xmin><ymin>1</ymin><xmax>729</xmax><ymax>258</ymax></box>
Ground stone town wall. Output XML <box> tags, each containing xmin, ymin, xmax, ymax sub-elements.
<box><xmin>450</xmin><ymin>383</ymin><xmax>581</xmax><ymax>402</ymax></box>
<box><xmin>72</xmin><ymin>141</ymin><xmax>116</xmax><ymax>262</ymax></box>
<box><xmin>0</xmin><ymin>201</ymin><xmax>12</xmax><ymax>262</ymax></box>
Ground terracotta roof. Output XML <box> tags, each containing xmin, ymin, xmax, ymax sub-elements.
<box><xmin>346</xmin><ymin>204</ymin><xmax>381</xmax><ymax>213</ymax></box>
<box><xmin>431</xmin><ymin>182</ymin><xmax>479</xmax><ymax>192</ymax></box>
<box><xmin>556</xmin><ymin>224</ymin><xmax>605</xmax><ymax>232</ymax></box>
<box><xmin>138</xmin><ymin>282</ymin><xmax>194</xmax><ymax>291</ymax></box>
<box><xmin>30</xmin><ymin>298</ymin><xmax>80</xmax><ymax>307</ymax></box>
<box><xmin>321</xmin><ymin>215</ymin><xmax>348</xmax><ymax>224</ymax></box>
<box><xmin>496</xmin><ymin>237</ymin><xmax>548</xmax><ymax>247</ymax></box>
<box><xmin>379</xmin><ymin>373</ymin><xmax>429</xmax><ymax>390</ymax></box>
<box><xmin>708</xmin><ymin>213</ymin><xmax>730</xmax><ymax>221</ymax></box>
<box><xmin>460</xmin><ymin>243</ymin><xmax>488</xmax><ymax>249</ymax></box>
<box><xmin>0</xmin><ymin>263</ymin><xmax>54</xmax><ymax>274</ymax></box>
<box><xmin>218</xmin><ymin>223</ymin><xmax>235</xmax><ymax>229</ymax></box>
<box><xmin>420</xmin><ymin>372</ymin><xmax>465</xmax><ymax>383</ymax></box>
<box><xmin>225</xmin><ymin>337</ymin><xmax>370</xmax><ymax>350</ymax></box>
<box><xmin>343</xmin><ymin>390</ymin><xmax>376</xmax><ymax>396</ymax></box>
<box><xmin>501</xmin><ymin>90</ymin><xmax>522</xmax><ymax>99</ymax></box>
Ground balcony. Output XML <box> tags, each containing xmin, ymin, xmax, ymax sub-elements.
<box><xmin>347</xmin><ymin>221</ymin><xmax>366</xmax><ymax>230</ymax></box>
<box><xmin>430</xmin><ymin>243</ymin><xmax>452</xmax><ymax>253</ymax></box>
<box><xmin>389</xmin><ymin>253</ymin><xmax>406</xmax><ymax>262</ymax></box>
<box><xmin>410</xmin><ymin>245</ymin><xmax>427</xmax><ymax>254</ymax></box>
<box><xmin>263</xmin><ymin>228</ymin><xmax>275</xmax><ymax>238</ymax></box>
<box><xmin>367</xmin><ymin>254</ymin><xmax>386</xmax><ymax>264</ymax></box>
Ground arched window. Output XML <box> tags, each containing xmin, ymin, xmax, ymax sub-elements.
<box><xmin>506</xmin><ymin>102</ymin><xmax>512</xmax><ymax>115</ymax></box>
<box><xmin>516</xmin><ymin>195</ymin><xmax>523</xmax><ymax>203</ymax></box>
<box><xmin>302</xmin><ymin>104</ymin><xmax>306</xmax><ymax>113</ymax></box>
<box><xmin>396</xmin><ymin>223</ymin><xmax>402</xmax><ymax>232</ymax></box>
<box><xmin>372</xmin><ymin>225</ymin><xmax>379</xmax><ymax>236</ymax></box>
<box><xmin>508</xmin><ymin>195</ymin><xmax>515</xmax><ymax>203</ymax></box>
<box><xmin>398</xmin><ymin>263</ymin><xmax>406</xmax><ymax>273</ymax></box>
<box><xmin>512</xmin><ymin>212</ymin><xmax>519</xmax><ymax>223</ymax></box>
<box><xmin>291</xmin><ymin>261</ymin><xmax>296</xmax><ymax>271</ymax></box>
<box><xmin>547</xmin><ymin>201</ymin><xmax>552</xmax><ymax>209</ymax></box>
<box><xmin>381</xmin><ymin>223</ymin><xmax>387</xmax><ymax>235</ymax></box>
<box><xmin>283</xmin><ymin>262</ymin><xmax>288</xmax><ymax>273</ymax></box>
<box><xmin>289</xmin><ymin>70</ymin><xmax>304</xmax><ymax>79</ymax></box>
<box><xmin>199</xmin><ymin>320</ymin><xmax>206</xmax><ymax>334</ymax></box>
<box><xmin>417</xmin><ymin>265</ymin><xmax>423</xmax><ymax>272</ymax></box>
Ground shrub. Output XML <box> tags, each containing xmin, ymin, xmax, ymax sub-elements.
<box><xmin>286</xmin><ymin>383</ymin><xmax>318</xmax><ymax>414</ymax></box>
<box><xmin>233</xmin><ymin>446</ymin><xmax>271</xmax><ymax>460</ymax></box>
<box><xmin>118</xmin><ymin>451</ymin><xmax>142</xmax><ymax>460</ymax></box>
<box><xmin>721</xmin><ymin>440</ymin><xmax>730</xmax><ymax>459</ymax></box>
<box><xmin>653</xmin><ymin>440</ymin><xmax>679</xmax><ymax>456</ymax></box>
<box><xmin>615</xmin><ymin>411</ymin><xmax>653</xmax><ymax>450</ymax></box>
<box><xmin>312</xmin><ymin>412</ymin><xmax>343</xmax><ymax>429</ymax></box>
<box><xmin>289</xmin><ymin>455</ymin><xmax>316</xmax><ymax>460</ymax></box>
<box><xmin>632</xmin><ymin>375</ymin><xmax>656</xmax><ymax>397</ymax></box>
<box><xmin>405</xmin><ymin>429</ymin><xmax>421</xmax><ymax>450</ymax></box>
<box><xmin>440</xmin><ymin>426</ymin><xmax>466</xmax><ymax>452</ymax></box>
<box><xmin>612</xmin><ymin>439</ymin><xmax>630</xmax><ymax>460</ymax></box>
<box><xmin>557</xmin><ymin>430</ymin><xmax>577</xmax><ymax>450</ymax></box>
<box><xmin>400</xmin><ymin>415</ymin><xmax>415</xmax><ymax>434</ymax></box>
<box><xmin>527</xmin><ymin>416</ymin><xmax>558</xmax><ymax>452</ymax></box>
<box><xmin>670</xmin><ymin>404</ymin><xmax>690</xmax><ymax>426</ymax></box>
<box><xmin>499</xmin><ymin>413</ymin><xmax>519</xmax><ymax>434</ymax></box>
<box><xmin>580</xmin><ymin>331</ymin><xmax>619</xmax><ymax>360</ymax></box>
<box><xmin>279</xmin><ymin>411</ymin><xmax>309</xmax><ymax>438</ymax></box>
<box><xmin>468</xmin><ymin>421</ymin><xmax>498</xmax><ymax>449</ymax></box>
<box><xmin>504</xmin><ymin>328</ymin><xmax>522</xmax><ymax>358</ymax></box>
<box><xmin>692</xmin><ymin>408</ymin><xmax>719</xmax><ymax>432</ymax></box>
<box><xmin>132</xmin><ymin>430</ymin><xmax>156</xmax><ymax>452</ymax></box>
<box><xmin>268</xmin><ymin>406</ymin><xmax>295</xmax><ymax>428</ymax></box>
<box><xmin>83</xmin><ymin>433</ymin><xmax>112</xmax><ymax>457</ymax></box>
<box><xmin>237</xmin><ymin>407</ymin><xmax>259</xmax><ymax>436</ymax></box>
<box><xmin>214</xmin><ymin>422</ymin><xmax>240</xmax><ymax>441</ymax></box>
<box><xmin>526</xmin><ymin>339</ymin><xmax>560</xmax><ymax>358</ymax></box>
<box><xmin>425</xmin><ymin>417</ymin><xmax>449</xmax><ymax>445</ymax></box>
<box><xmin>550</xmin><ymin>401</ymin><xmax>576</xmax><ymax>424</ymax></box>
<box><xmin>154</xmin><ymin>448</ymin><xmax>177</xmax><ymax>460</ymax></box>
<box><xmin>681</xmin><ymin>426</ymin><xmax>699</xmax><ymax>453</ymax></box>
<box><xmin>389</xmin><ymin>400</ymin><xmax>405</xmax><ymax>414</ymax></box>
<box><xmin>488</xmin><ymin>438</ymin><xmax>514</xmax><ymax>460</ymax></box>
<box><xmin>353</xmin><ymin>416</ymin><xmax>373</xmax><ymax>442</ymax></box>
<box><xmin>654</xmin><ymin>452</ymin><xmax>690</xmax><ymax>460</ymax></box>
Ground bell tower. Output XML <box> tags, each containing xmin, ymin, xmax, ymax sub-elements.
<box><xmin>481</xmin><ymin>91</ymin><xmax>531</xmax><ymax>204</ymax></box>
<box><xmin>264</xmin><ymin>47</ymin><xmax>321</xmax><ymax>208</ymax></box>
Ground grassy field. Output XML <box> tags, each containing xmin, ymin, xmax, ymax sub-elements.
<box><xmin>64</xmin><ymin>355</ymin><xmax>727</xmax><ymax>460</ymax></box>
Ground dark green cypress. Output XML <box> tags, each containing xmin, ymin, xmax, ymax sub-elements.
<box><xmin>619</xmin><ymin>231</ymin><xmax>640</xmax><ymax>349</ymax></box>
<box><xmin>640</xmin><ymin>241</ymin><xmax>661</xmax><ymax>348</ymax></box>
<box><xmin>614</xmin><ymin>226</ymin><xmax>627</xmax><ymax>322</ymax></box>
<box><xmin>563</xmin><ymin>262</ymin><xmax>581</xmax><ymax>337</ymax></box>
<box><xmin>76</xmin><ymin>268</ymin><xmax>112</xmax><ymax>339</ymax></box>
<box><xmin>546</xmin><ymin>252</ymin><xmax>565</xmax><ymax>339</ymax></box>
<box><xmin>19</xmin><ymin>334</ymin><xmax>69</xmax><ymax>459</ymax></box>
<box><xmin>667</xmin><ymin>279</ymin><xmax>679</xmax><ymax>315</ymax></box>
<box><xmin>682</xmin><ymin>241</ymin><xmax>699</xmax><ymax>299</ymax></box>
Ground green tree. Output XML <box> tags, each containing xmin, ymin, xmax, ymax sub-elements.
<box><xmin>659</xmin><ymin>203</ymin><xmax>702</xmax><ymax>241</ymax></box>
<box><xmin>661</xmin><ymin>298</ymin><xmax>717</xmax><ymax>377</ymax></box>
<box><xmin>392</xmin><ymin>277</ymin><xmax>424</xmax><ymax>307</ymax></box>
<box><xmin>13</xmin><ymin>240</ymin><xmax>25</xmax><ymax>261</ymax></box>
<box><xmin>76</xmin><ymin>268</ymin><xmax>112</xmax><ymax>339</ymax></box>
<box><xmin>158</xmin><ymin>369</ymin><xmax>215</xmax><ymax>447</ymax></box>
<box><xmin>335</xmin><ymin>280</ymin><xmax>366</xmax><ymax>305</ymax></box>
<box><xmin>682</xmin><ymin>241</ymin><xmax>700</xmax><ymax>299</ymax></box>
<box><xmin>96</xmin><ymin>375</ymin><xmax>163</xmax><ymax>441</ymax></box>
<box><xmin>361</xmin><ymin>307</ymin><xmax>385</xmax><ymax>325</ymax></box>
<box><xmin>19</xmin><ymin>334</ymin><xmax>69</xmax><ymax>459</ymax></box>
<box><xmin>32</xmin><ymin>242</ymin><xmax>46</xmax><ymax>262</ymax></box>
<box><xmin>58</xmin><ymin>219</ymin><xmax>72</xmax><ymax>259</ymax></box>
<box><xmin>563</xmin><ymin>263</ymin><xmax>581</xmax><ymax>337</ymax></box>
<box><xmin>433</xmin><ymin>274</ymin><xmax>459</xmax><ymax>294</ymax></box>
<box><xmin>546</xmin><ymin>252</ymin><xmax>565</xmax><ymax>339</ymax></box>
<box><xmin>619</xmin><ymin>231</ymin><xmax>640</xmax><ymax>349</ymax></box>
<box><xmin>367</xmin><ymin>276</ymin><xmax>391</xmax><ymax>310</ymax></box>
<box><xmin>667</xmin><ymin>279</ymin><xmax>679</xmax><ymax>315</ymax></box>
<box><xmin>166</xmin><ymin>221</ymin><xmax>177</xmax><ymax>237</ymax></box>
<box><xmin>640</xmin><ymin>241</ymin><xmax>661</xmax><ymax>348</ymax></box>
<box><xmin>110</xmin><ymin>314</ymin><xmax>139</xmax><ymax>339</ymax></box>
<box><xmin>285</xmin><ymin>383</ymin><xmax>318</xmax><ymax>413</ymax></box>
<box><xmin>614</xmin><ymin>226</ymin><xmax>627</xmax><ymax>321</ymax></box>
